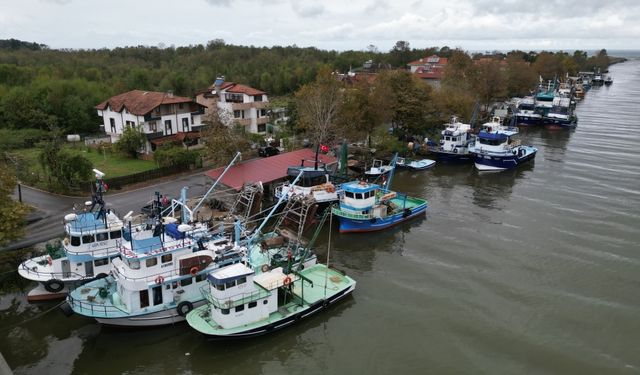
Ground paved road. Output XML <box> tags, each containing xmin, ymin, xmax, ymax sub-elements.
<box><xmin>4</xmin><ymin>171</ymin><xmax>214</xmax><ymax>251</ymax></box>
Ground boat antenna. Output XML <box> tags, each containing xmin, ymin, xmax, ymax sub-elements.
<box><xmin>384</xmin><ymin>153</ymin><xmax>398</xmax><ymax>191</ymax></box>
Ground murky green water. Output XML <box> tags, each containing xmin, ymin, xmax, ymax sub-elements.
<box><xmin>2</xmin><ymin>60</ymin><xmax>640</xmax><ymax>374</ymax></box>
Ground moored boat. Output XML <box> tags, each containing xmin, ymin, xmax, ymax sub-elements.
<box><xmin>468</xmin><ymin>117</ymin><xmax>538</xmax><ymax>171</ymax></box>
<box><xmin>274</xmin><ymin>160</ymin><xmax>339</xmax><ymax>209</ymax></box>
<box><xmin>18</xmin><ymin>170</ymin><xmax>124</xmax><ymax>301</ymax></box>
<box><xmin>514</xmin><ymin>96</ymin><xmax>542</xmax><ymax>126</ymax></box>
<box><xmin>544</xmin><ymin>96</ymin><xmax>578</xmax><ymax>130</ymax></box>
<box><xmin>396</xmin><ymin>157</ymin><xmax>436</xmax><ymax>170</ymax></box>
<box><xmin>428</xmin><ymin>116</ymin><xmax>474</xmax><ymax>163</ymax></box>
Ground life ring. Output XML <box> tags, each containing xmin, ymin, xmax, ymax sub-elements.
<box><xmin>162</xmin><ymin>196</ymin><xmax>169</xmax><ymax>205</ymax></box>
<box><xmin>189</xmin><ymin>266</ymin><xmax>199</xmax><ymax>276</ymax></box>
<box><xmin>176</xmin><ymin>301</ymin><xmax>194</xmax><ymax>317</ymax></box>
<box><xmin>283</xmin><ymin>276</ymin><xmax>292</xmax><ymax>286</ymax></box>
<box><xmin>326</xmin><ymin>185</ymin><xmax>335</xmax><ymax>193</ymax></box>
<box><xmin>155</xmin><ymin>275</ymin><xmax>165</xmax><ymax>285</ymax></box>
<box><xmin>261</xmin><ymin>264</ymin><xmax>270</xmax><ymax>273</ymax></box>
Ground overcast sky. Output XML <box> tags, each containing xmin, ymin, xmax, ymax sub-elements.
<box><xmin>1</xmin><ymin>0</ymin><xmax>639</xmax><ymax>52</ymax></box>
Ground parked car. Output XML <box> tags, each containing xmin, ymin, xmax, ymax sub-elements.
<box><xmin>258</xmin><ymin>146</ymin><xmax>280</xmax><ymax>157</ymax></box>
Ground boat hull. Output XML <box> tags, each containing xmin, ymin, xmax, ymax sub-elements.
<box><xmin>430</xmin><ymin>150</ymin><xmax>473</xmax><ymax>164</ymax></box>
<box><xmin>543</xmin><ymin>117</ymin><xmax>577</xmax><ymax>130</ymax></box>
<box><xmin>336</xmin><ymin>204</ymin><xmax>427</xmax><ymax>233</ymax></box>
<box><xmin>473</xmin><ymin>148</ymin><xmax>537</xmax><ymax>171</ymax></box>
<box><xmin>194</xmin><ymin>284</ymin><xmax>355</xmax><ymax>339</ymax></box>
<box><xmin>515</xmin><ymin>115</ymin><xmax>542</xmax><ymax>126</ymax></box>
<box><xmin>81</xmin><ymin>300</ymin><xmax>208</xmax><ymax>327</ymax></box>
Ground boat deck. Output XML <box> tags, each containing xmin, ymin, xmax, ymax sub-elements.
<box><xmin>187</xmin><ymin>264</ymin><xmax>355</xmax><ymax>336</ymax></box>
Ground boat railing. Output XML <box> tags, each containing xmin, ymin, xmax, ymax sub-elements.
<box><xmin>67</xmin><ymin>292</ymin><xmax>128</xmax><ymax>316</ymax></box>
<box><xmin>19</xmin><ymin>262</ymin><xmax>88</xmax><ymax>280</ymax></box>
<box><xmin>65</xmin><ymin>244</ymin><xmax>121</xmax><ymax>258</ymax></box>
<box><xmin>119</xmin><ymin>237</ymin><xmax>195</xmax><ymax>258</ymax></box>
<box><xmin>200</xmin><ymin>286</ymin><xmax>270</xmax><ymax>310</ymax></box>
<box><xmin>331</xmin><ymin>206</ymin><xmax>372</xmax><ymax>220</ymax></box>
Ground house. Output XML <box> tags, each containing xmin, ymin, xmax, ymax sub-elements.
<box><xmin>95</xmin><ymin>90</ymin><xmax>207</xmax><ymax>154</ymax></box>
<box><xmin>408</xmin><ymin>55</ymin><xmax>448</xmax><ymax>88</ymax></box>
<box><xmin>195</xmin><ymin>77</ymin><xmax>269</xmax><ymax>134</ymax></box>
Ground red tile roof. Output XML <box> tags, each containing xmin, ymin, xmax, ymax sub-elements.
<box><xmin>95</xmin><ymin>90</ymin><xmax>196</xmax><ymax>116</ymax></box>
<box><xmin>202</xmin><ymin>81</ymin><xmax>266</xmax><ymax>96</ymax></box>
<box><xmin>206</xmin><ymin>148</ymin><xmax>337</xmax><ymax>190</ymax></box>
<box><xmin>414</xmin><ymin>66</ymin><xmax>445</xmax><ymax>80</ymax></box>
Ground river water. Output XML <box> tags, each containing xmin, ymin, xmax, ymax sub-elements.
<box><xmin>2</xmin><ymin>60</ymin><xmax>640</xmax><ymax>374</ymax></box>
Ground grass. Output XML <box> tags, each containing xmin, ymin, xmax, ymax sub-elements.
<box><xmin>9</xmin><ymin>145</ymin><xmax>157</xmax><ymax>187</ymax></box>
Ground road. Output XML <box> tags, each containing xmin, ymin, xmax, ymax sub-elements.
<box><xmin>4</xmin><ymin>171</ymin><xmax>214</xmax><ymax>251</ymax></box>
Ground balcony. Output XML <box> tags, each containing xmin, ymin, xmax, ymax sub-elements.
<box><xmin>231</xmin><ymin>101</ymin><xmax>267</xmax><ymax>111</ymax></box>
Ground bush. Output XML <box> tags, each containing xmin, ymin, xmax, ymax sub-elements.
<box><xmin>153</xmin><ymin>145</ymin><xmax>198</xmax><ymax>167</ymax></box>
<box><xmin>0</xmin><ymin>128</ymin><xmax>49</xmax><ymax>150</ymax></box>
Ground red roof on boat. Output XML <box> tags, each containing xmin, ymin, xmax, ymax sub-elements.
<box><xmin>206</xmin><ymin>148</ymin><xmax>337</xmax><ymax>190</ymax></box>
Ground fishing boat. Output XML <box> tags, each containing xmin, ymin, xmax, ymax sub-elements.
<box><xmin>428</xmin><ymin>116</ymin><xmax>474</xmax><ymax>163</ymax></box>
<box><xmin>18</xmin><ymin>170</ymin><xmax>124</xmax><ymax>301</ymax></box>
<box><xmin>363</xmin><ymin>159</ymin><xmax>394</xmax><ymax>182</ymax></box>
<box><xmin>274</xmin><ymin>160</ymin><xmax>339</xmax><ymax>209</ymax></box>
<box><xmin>331</xmin><ymin>157</ymin><xmax>428</xmax><ymax>233</ymax></box>
<box><xmin>604</xmin><ymin>76</ymin><xmax>613</xmax><ymax>86</ymax></box>
<box><xmin>469</xmin><ymin>117</ymin><xmax>538</xmax><ymax>171</ymax></box>
<box><xmin>535</xmin><ymin>81</ymin><xmax>555</xmax><ymax>117</ymax></box>
<box><xmin>592</xmin><ymin>73</ymin><xmax>605</xmax><ymax>85</ymax></box>
<box><xmin>514</xmin><ymin>97</ymin><xmax>542</xmax><ymax>126</ymax></box>
<box><xmin>186</xmin><ymin>262</ymin><xmax>355</xmax><ymax>338</ymax></box>
<box><xmin>544</xmin><ymin>96</ymin><xmax>578</xmax><ymax>130</ymax></box>
<box><xmin>396</xmin><ymin>157</ymin><xmax>436</xmax><ymax>170</ymax></box>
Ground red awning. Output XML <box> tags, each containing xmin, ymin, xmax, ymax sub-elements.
<box><xmin>206</xmin><ymin>148</ymin><xmax>337</xmax><ymax>190</ymax></box>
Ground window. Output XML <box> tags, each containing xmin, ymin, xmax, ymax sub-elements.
<box><xmin>356</xmin><ymin>193</ymin><xmax>363</xmax><ymax>199</ymax></box>
<box><xmin>215</xmin><ymin>283</ymin><xmax>225</xmax><ymax>291</ymax></box>
<box><xmin>235</xmin><ymin>305</ymin><xmax>244</xmax><ymax>312</ymax></box>
<box><xmin>140</xmin><ymin>290</ymin><xmax>149</xmax><ymax>308</ymax></box>
<box><xmin>152</xmin><ymin>285</ymin><xmax>162</xmax><ymax>306</ymax></box>
<box><xmin>234</xmin><ymin>110</ymin><xmax>242</xmax><ymax>118</ymax></box>
<box><xmin>161</xmin><ymin>254</ymin><xmax>172</xmax><ymax>263</ymax></box>
<box><xmin>254</xmin><ymin>95</ymin><xmax>263</xmax><ymax>102</ymax></box>
<box><xmin>94</xmin><ymin>258</ymin><xmax>108</xmax><ymax>267</ymax></box>
<box><xmin>237</xmin><ymin>277</ymin><xmax>246</xmax><ymax>285</ymax></box>
<box><xmin>180</xmin><ymin>277</ymin><xmax>193</xmax><ymax>287</ymax></box>
<box><xmin>110</xmin><ymin>118</ymin><xmax>116</xmax><ymax>133</ymax></box>
<box><xmin>149</xmin><ymin>121</ymin><xmax>157</xmax><ymax>132</ymax></box>
<box><xmin>96</xmin><ymin>232</ymin><xmax>108</xmax><ymax>241</ymax></box>
<box><xmin>165</xmin><ymin>119</ymin><xmax>172</xmax><ymax>135</ymax></box>
<box><xmin>257</xmin><ymin>123</ymin><xmax>266</xmax><ymax>133</ymax></box>
<box><xmin>110</xmin><ymin>230</ymin><xmax>122</xmax><ymax>239</ymax></box>
<box><xmin>166</xmin><ymin>284</ymin><xmax>171</xmax><ymax>290</ymax></box>
<box><xmin>345</xmin><ymin>191</ymin><xmax>354</xmax><ymax>199</ymax></box>
<box><xmin>182</xmin><ymin>117</ymin><xmax>189</xmax><ymax>132</ymax></box>
<box><xmin>129</xmin><ymin>259</ymin><xmax>140</xmax><ymax>270</ymax></box>
<box><xmin>172</xmin><ymin>282</ymin><xmax>178</xmax><ymax>289</ymax></box>
<box><xmin>263</xmin><ymin>300</ymin><xmax>268</xmax><ymax>305</ymax></box>
<box><xmin>178</xmin><ymin>103</ymin><xmax>183</xmax><ymax>109</ymax></box>
<box><xmin>225</xmin><ymin>281</ymin><xmax>235</xmax><ymax>289</ymax></box>
<box><xmin>260</xmin><ymin>109</ymin><xmax>267</xmax><ymax>117</ymax></box>
<box><xmin>221</xmin><ymin>308</ymin><xmax>230</xmax><ymax>315</ymax></box>
<box><xmin>195</xmin><ymin>274</ymin><xmax>205</xmax><ymax>282</ymax></box>
<box><xmin>445</xmin><ymin>136</ymin><xmax>450</xmax><ymax>141</ymax></box>
<box><xmin>190</xmin><ymin>115</ymin><xmax>194</xmax><ymax>124</ymax></box>
<box><xmin>146</xmin><ymin>258</ymin><xmax>158</xmax><ymax>267</ymax></box>
<box><xmin>70</xmin><ymin>236</ymin><xmax>81</xmax><ymax>246</ymax></box>
<box><xmin>82</xmin><ymin>234</ymin><xmax>94</xmax><ymax>244</ymax></box>
<box><xmin>248</xmin><ymin>301</ymin><xmax>257</xmax><ymax>309</ymax></box>
<box><xmin>126</xmin><ymin>120</ymin><xmax>135</xmax><ymax>129</ymax></box>
<box><xmin>451</xmin><ymin>137</ymin><xmax>457</xmax><ymax>142</ymax></box>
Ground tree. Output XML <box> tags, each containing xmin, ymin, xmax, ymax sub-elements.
<box><xmin>389</xmin><ymin>40</ymin><xmax>411</xmax><ymax>68</ymax></box>
<box><xmin>295</xmin><ymin>67</ymin><xmax>343</xmax><ymax>147</ymax></box>
<box><xmin>340</xmin><ymin>78</ymin><xmax>392</xmax><ymax>147</ymax></box>
<box><xmin>154</xmin><ymin>145</ymin><xmax>198</xmax><ymax>167</ymax></box>
<box><xmin>201</xmin><ymin>108</ymin><xmax>250</xmax><ymax>166</ymax></box>
<box><xmin>115</xmin><ymin>125</ymin><xmax>145</xmax><ymax>158</ymax></box>
<box><xmin>0</xmin><ymin>159</ymin><xmax>29</xmax><ymax>246</ymax></box>
<box><xmin>506</xmin><ymin>54</ymin><xmax>538</xmax><ymax>97</ymax></box>
<box><xmin>471</xmin><ymin>60</ymin><xmax>508</xmax><ymax>113</ymax></box>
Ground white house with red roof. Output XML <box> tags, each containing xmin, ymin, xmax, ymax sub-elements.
<box><xmin>196</xmin><ymin>77</ymin><xmax>269</xmax><ymax>134</ymax></box>
<box><xmin>95</xmin><ymin>90</ymin><xmax>206</xmax><ymax>153</ymax></box>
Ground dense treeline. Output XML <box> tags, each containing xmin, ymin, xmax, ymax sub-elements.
<box><xmin>0</xmin><ymin>38</ymin><xmax>612</xmax><ymax>138</ymax></box>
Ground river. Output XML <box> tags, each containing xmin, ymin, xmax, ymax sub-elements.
<box><xmin>2</xmin><ymin>59</ymin><xmax>640</xmax><ymax>374</ymax></box>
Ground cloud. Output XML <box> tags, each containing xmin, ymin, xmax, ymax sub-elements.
<box><xmin>39</xmin><ymin>0</ymin><xmax>72</xmax><ymax>4</ymax></box>
<box><xmin>291</xmin><ymin>2</ymin><xmax>325</xmax><ymax>18</ymax></box>
<box><xmin>203</xmin><ymin>0</ymin><xmax>231</xmax><ymax>6</ymax></box>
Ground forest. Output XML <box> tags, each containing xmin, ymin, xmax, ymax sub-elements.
<box><xmin>0</xmin><ymin>38</ymin><xmax>612</xmax><ymax>141</ymax></box>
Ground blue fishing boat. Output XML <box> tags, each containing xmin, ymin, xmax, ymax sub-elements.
<box><xmin>514</xmin><ymin>96</ymin><xmax>542</xmax><ymax>126</ymax></box>
<box><xmin>331</xmin><ymin>157</ymin><xmax>428</xmax><ymax>233</ymax></box>
<box><xmin>469</xmin><ymin>117</ymin><xmax>538</xmax><ymax>171</ymax></box>
<box><xmin>428</xmin><ymin>116</ymin><xmax>474</xmax><ymax>163</ymax></box>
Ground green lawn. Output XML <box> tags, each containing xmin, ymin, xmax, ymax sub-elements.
<box><xmin>9</xmin><ymin>145</ymin><xmax>157</xmax><ymax>183</ymax></box>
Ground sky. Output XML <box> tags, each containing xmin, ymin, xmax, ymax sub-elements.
<box><xmin>1</xmin><ymin>0</ymin><xmax>639</xmax><ymax>52</ymax></box>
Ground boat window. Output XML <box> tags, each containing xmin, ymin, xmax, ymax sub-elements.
<box><xmin>221</xmin><ymin>308</ymin><xmax>229</xmax><ymax>315</ymax></box>
<box><xmin>345</xmin><ymin>191</ymin><xmax>354</xmax><ymax>199</ymax></box>
<box><xmin>445</xmin><ymin>136</ymin><xmax>450</xmax><ymax>141</ymax></box>
<box><xmin>82</xmin><ymin>234</ymin><xmax>95</xmax><ymax>244</ymax></box>
<box><xmin>180</xmin><ymin>277</ymin><xmax>193</xmax><ymax>287</ymax></box>
<box><xmin>146</xmin><ymin>257</ymin><xmax>158</xmax><ymax>267</ymax></box>
<box><xmin>96</xmin><ymin>232</ymin><xmax>109</xmax><ymax>241</ymax></box>
<box><xmin>225</xmin><ymin>281</ymin><xmax>235</xmax><ymax>289</ymax></box>
<box><xmin>248</xmin><ymin>301</ymin><xmax>257</xmax><ymax>309</ymax></box>
<box><xmin>70</xmin><ymin>236</ymin><xmax>81</xmax><ymax>246</ymax></box>
<box><xmin>172</xmin><ymin>282</ymin><xmax>178</xmax><ymax>289</ymax></box>
<box><xmin>215</xmin><ymin>283</ymin><xmax>225</xmax><ymax>291</ymax></box>
<box><xmin>161</xmin><ymin>254</ymin><xmax>172</xmax><ymax>263</ymax></box>
<box><xmin>129</xmin><ymin>259</ymin><xmax>140</xmax><ymax>270</ymax></box>
<box><xmin>110</xmin><ymin>230</ymin><xmax>121</xmax><ymax>239</ymax></box>
<box><xmin>235</xmin><ymin>305</ymin><xmax>244</xmax><ymax>312</ymax></box>
<box><xmin>139</xmin><ymin>290</ymin><xmax>149</xmax><ymax>308</ymax></box>
<box><xmin>94</xmin><ymin>258</ymin><xmax>108</xmax><ymax>267</ymax></box>
<box><xmin>356</xmin><ymin>193</ymin><xmax>363</xmax><ymax>199</ymax></box>
<box><xmin>152</xmin><ymin>285</ymin><xmax>162</xmax><ymax>306</ymax></box>
<box><xmin>195</xmin><ymin>274</ymin><xmax>205</xmax><ymax>282</ymax></box>
<box><xmin>263</xmin><ymin>300</ymin><xmax>268</xmax><ymax>305</ymax></box>
<box><xmin>478</xmin><ymin>138</ymin><xmax>504</xmax><ymax>146</ymax></box>
<box><xmin>451</xmin><ymin>137</ymin><xmax>457</xmax><ymax>142</ymax></box>
<box><xmin>237</xmin><ymin>277</ymin><xmax>246</xmax><ymax>285</ymax></box>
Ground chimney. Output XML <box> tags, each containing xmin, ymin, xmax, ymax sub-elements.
<box><xmin>167</xmin><ymin>90</ymin><xmax>174</xmax><ymax>98</ymax></box>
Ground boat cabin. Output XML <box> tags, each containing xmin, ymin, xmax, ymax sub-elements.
<box><xmin>206</xmin><ymin>263</ymin><xmax>281</xmax><ymax>329</ymax></box>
